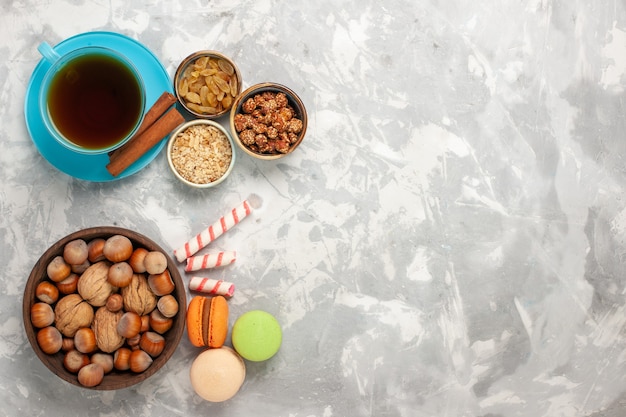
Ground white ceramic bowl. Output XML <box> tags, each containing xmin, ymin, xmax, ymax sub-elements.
<box><xmin>166</xmin><ymin>120</ymin><xmax>236</xmax><ymax>189</ymax></box>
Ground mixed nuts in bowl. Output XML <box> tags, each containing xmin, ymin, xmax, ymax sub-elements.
<box><xmin>22</xmin><ymin>226</ymin><xmax>186</xmax><ymax>390</ymax></box>
<box><xmin>229</xmin><ymin>82</ymin><xmax>308</xmax><ymax>160</ymax></box>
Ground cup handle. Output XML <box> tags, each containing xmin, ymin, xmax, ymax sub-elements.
<box><xmin>38</xmin><ymin>42</ymin><xmax>61</xmax><ymax>64</ymax></box>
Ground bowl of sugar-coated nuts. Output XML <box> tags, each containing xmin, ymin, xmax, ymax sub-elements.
<box><xmin>174</xmin><ymin>50</ymin><xmax>242</xmax><ymax>119</ymax></box>
<box><xmin>230</xmin><ymin>82</ymin><xmax>308</xmax><ymax>160</ymax></box>
<box><xmin>22</xmin><ymin>226</ymin><xmax>186</xmax><ymax>390</ymax></box>
<box><xmin>166</xmin><ymin>119</ymin><xmax>236</xmax><ymax>188</ymax></box>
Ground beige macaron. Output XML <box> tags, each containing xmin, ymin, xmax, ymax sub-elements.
<box><xmin>189</xmin><ymin>346</ymin><xmax>246</xmax><ymax>402</ymax></box>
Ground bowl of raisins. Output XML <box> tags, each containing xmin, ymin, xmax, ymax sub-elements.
<box><xmin>174</xmin><ymin>50</ymin><xmax>242</xmax><ymax>119</ymax></box>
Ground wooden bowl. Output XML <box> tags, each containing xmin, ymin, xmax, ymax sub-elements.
<box><xmin>22</xmin><ymin>226</ymin><xmax>186</xmax><ymax>390</ymax></box>
<box><xmin>229</xmin><ymin>82</ymin><xmax>307</xmax><ymax>160</ymax></box>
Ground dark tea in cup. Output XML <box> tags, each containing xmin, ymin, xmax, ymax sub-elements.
<box><xmin>38</xmin><ymin>43</ymin><xmax>145</xmax><ymax>154</ymax></box>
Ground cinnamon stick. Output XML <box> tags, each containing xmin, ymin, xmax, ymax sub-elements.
<box><xmin>106</xmin><ymin>107</ymin><xmax>185</xmax><ymax>177</ymax></box>
<box><xmin>109</xmin><ymin>91</ymin><xmax>178</xmax><ymax>163</ymax></box>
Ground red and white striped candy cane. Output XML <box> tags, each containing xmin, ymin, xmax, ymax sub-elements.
<box><xmin>185</xmin><ymin>251</ymin><xmax>236</xmax><ymax>272</ymax></box>
<box><xmin>174</xmin><ymin>200</ymin><xmax>252</xmax><ymax>262</ymax></box>
<box><xmin>189</xmin><ymin>277</ymin><xmax>235</xmax><ymax>297</ymax></box>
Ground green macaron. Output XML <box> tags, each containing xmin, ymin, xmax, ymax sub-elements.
<box><xmin>232</xmin><ymin>310</ymin><xmax>282</xmax><ymax>362</ymax></box>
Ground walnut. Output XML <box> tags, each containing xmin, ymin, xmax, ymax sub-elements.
<box><xmin>252</xmin><ymin>120</ymin><xmax>267</xmax><ymax>135</ymax></box>
<box><xmin>92</xmin><ymin>307</ymin><xmax>125</xmax><ymax>353</ymax></box>
<box><xmin>287</xmin><ymin>118</ymin><xmax>303</xmax><ymax>134</ymax></box>
<box><xmin>275</xmin><ymin>92</ymin><xmax>288</xmax><ymax>108</ymax></box>
<box><xmin>239</xmin><ymin>129</ymin><xmax>256</xmax><ymax>146</ymax></box>
<box><xmin>121</xmin><ymin>274</ymin><xmax>157</xmax><ymax>316</ymax></box>
<box><xmin>273</xmin><ymin>139</ymin><xmax>291</xmax><ymax>154</ymax></box>
<box><xmin>77</xmin><ymin>261</ymin><xmax>116</xmax><ymax>306</ymax></box>
<box><xmin>235</xmin><ymin>91</ymin><xmax>303</xmax><ymax>155</ymax></box>
<box><xmin>54</xmin><ymin>293</ymin><xmax>94</xmax><ymax>337</ymax></box>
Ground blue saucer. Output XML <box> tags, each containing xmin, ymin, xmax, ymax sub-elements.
<box><xmin>24</xmin><ymin>31</ymin><xmax>173</xmax><ymax>182</ymax></box>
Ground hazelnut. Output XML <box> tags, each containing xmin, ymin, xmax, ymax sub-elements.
<box><xmin>113</xmin><ymin>347</ymin><xmax>132</xmax><ymax>371</ymax></box>
<box><xmin>31</xmin><ymin>302</ymin><xmax>55</xmax><ymax>328</ymax></box>
<box><xmin>103</xmin><ymin>235</ymin><xmax>133</xmax><ymax>263</ymax></box>
<box><xmin>147</xmin><ymin>270</ymin><xmax>175</xmax><ymax>296</ymax></box>
<box><xmin>143</xmin><ymin>251</ymin><xmax>167</xmax><ymax>275</ymax></box>
<box><xmin>157</xmin><ymin>294</ymin><xmax>179</xmax><ymax>318</ymax></box>
<box><xmin>91</xmin><ymin>353</ymin><xmax>114</xmax><ymax>374</ymax></box>
<box><xmin>127</xmin><ymin>333</ymin><xmax>141</xmax><ymax>349</ymax></box>
<box><xmin>77</xmin><ymin>261</ymin><xmax>116</xmax><ymax>307</ymax></box>
<box><xmin>139</xmin><ymin>331</ymin><xmax>165</xmax><ymax>357</ymax></box>
<box><xmin>92</xmin><ymin>307</ymin><xmax>125</xmax><ymax>353</ymax></box>
<box><xmin>105</xmin><ymin>294</ymin><xmax>124</xmax><ymax>312</ymax></box>
<box><xmin>87</xmin><ymin>238</ymin><xmax>106</xmax><ymax>263</ymax></box>
<box><xmin>128</xmin><ymin>247</ymin><xmax>149</xmax><ymax>273</ymax></box>
<box><xmin>35</xmin><ymin>281</ymin><xmax>59</xmax><ymax>304</ymax></box>
<box><xmin>63</xmin><ymin>239</ymin><xmax>89</xmax><ymax>266</ymax></box>
<box><xmin>71</xmin><ymin>260</ymin><xmax>91</xmax><ymax>274</ymax></box>
<box><xmin>54</xmin><ymin>293</ymin><xmax>94</xmax><ymax>337</ymax></box>
<box><xmin>121</xmin><ymin>274</ymin><xmax>157</xmax><ymax>316</ymax></box>
<box><xmin>61</xmin><ymin>337</ymin><xmax>75</xmax><ymax>352</ymax></box>
<box><xmin>37</xmin><ymin>326</ymin><xmax>63</xmax><ymax>354</ymax></box>
<box><xmin>74</xmin><ymin>327</ymin><xmax>97</xmax><ymax>353</ymax></box>
<box><xmin>63</xmin><ymin>349</ymin><xmax>89</xmax><ymax>373</ymax></box>
<box><xmin>47</xmin><ymin>255</ymin><xmax>71</xmax><ymax>282</ymax></box>
<box><xmin>116</xmin><ymin>311</ymin><xmax>142</xmax><ymax>339</ymax></box>
<box><xmin>56</xmin><ymin>273</ymin><xmax>79</xmax><ymax>295</ymax></box>
<box><xmin>107</xmin><ymin>262</ymin><xmax>133</xmax><ymax>287</ymax></box>
<box><xmin>140</xmin><ymin>314</ymin><xmax>150</xmax><ymax>333</ymax></box>
<box><xmin>149</xmin><ymin>309</ymin><xmax>173</xmax><ymax>334</ymax></box>
<box><xmin>129</xmin><ymin>349</ymin><xmax>153</xmax><ymax>373</ymax></box>
<box><xmin>77</xmin><ymin>363</ymin><xmax>104</xmax><ymax>387</ymax></box>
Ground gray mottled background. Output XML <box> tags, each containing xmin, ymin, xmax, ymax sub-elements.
<box><xmin>1</xmin><ymin>0</ymin><xmax>625</xmax><ymax>416</ymax></box>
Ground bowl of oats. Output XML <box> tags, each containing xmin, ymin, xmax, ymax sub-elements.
<box><xmin>174</xmin><ymin>51</ymin><xmax>242</xmax><ymax>119</ymax></box>
<box><xmin>166</xmin><ymin>120</ymin><xmax>235</xmax><ymax>188</ymax></box>
<box><xmin>229</xmin><ymin>82</ymin><xmax>307</xmax><ymax>160</ymax></box>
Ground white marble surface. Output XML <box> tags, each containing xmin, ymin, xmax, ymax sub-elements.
<box><xmin>1</xmin><ymin>0</ymin><xmax>626</xmax><ymax>416</ymax></box>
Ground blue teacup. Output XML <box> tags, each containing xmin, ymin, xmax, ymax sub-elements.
<box><xmin>38</xmin><ymin>42</ymin><xmax>146</xmax><ymax>154</ymax></box>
